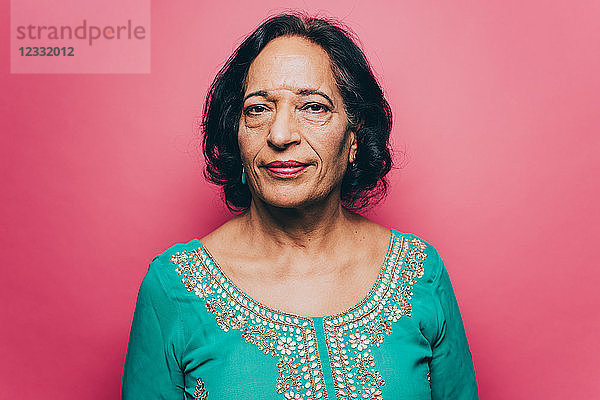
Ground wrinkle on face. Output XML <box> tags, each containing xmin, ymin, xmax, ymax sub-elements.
<box><xmin>238</xmin><ymin>35</ymin><xmax>357</xmax><ymax>208</ymax></box>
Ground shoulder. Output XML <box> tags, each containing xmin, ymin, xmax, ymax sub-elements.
<box><xmin>390</xmin><ymin>229</ymin><xmax>446</xmax><ymax>284</ymax></box>
<box><xmin>150</xmin><ymin>238</ymin><xmax>202</xmax><ymax>266</ymax></box>
<box><xmin>140</xmin><ymin>238</ymin><xmax>204</xmax><ymax>296</ymax></box>
<box><xmin>390</xmin><ymin>228</ymin><xmax>440</xmax><ymax>256</ymax></box>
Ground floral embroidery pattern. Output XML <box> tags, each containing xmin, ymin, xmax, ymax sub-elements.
<box><xmin>362</xmin><ymin>319</ymin><xmax>391</xmax><ymax>347</ymax></box>
<box><xmin>170</xmin><ymin>232</ymin><xmax>427</xmax><ymax>400</ymax></box>
<box><xmin>348</xmin><ymin>333</ymin><xmax>370</xmax><ymax>351</ymax></box>
<box><xmin>322</xmin><ymin>236</ymin><xmax>427</xmax><ymax>400</ymax></box>
<box><xmin>171</xmin><ymin>247</ymin><xmax>327</xmax><ymax>400</ymax></box>
<box><xmin>361</xmin><ymin>386</ymin><xmax>383</xmax><ymax>400</ymax></box>
<box><xmin>193</xmin><ymin>377</ymin><xmax>208</xmax><ymax>399</ymax></box>
<box><xmin>277</xmin><ymin>356</ymin><xmax>303</xmax><ymax>395</ymax></box>
<box><xmin>355</xmin><ymin>352</ymin><xmax>384</xmax><ymax>387</ymax></box>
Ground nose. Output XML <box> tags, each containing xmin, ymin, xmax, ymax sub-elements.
<box><xmin>267</xmin><ymin>104</ymin><xmax>301</xmax><ymax>149</ymax></box>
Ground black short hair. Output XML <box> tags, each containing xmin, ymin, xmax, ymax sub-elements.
<box><xmin>201</xmin><ymin>10</ymin><xmax>394</xmax><ymax>213</ymax></box>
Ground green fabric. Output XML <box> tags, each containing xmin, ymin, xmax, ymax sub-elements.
<box><xmin>122</xmin><ymin>229</ymin><xmax>478</xmax><ymax>399</ymax></box>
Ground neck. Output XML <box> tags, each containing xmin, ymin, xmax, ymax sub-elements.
<box><xmin>235</xmin><ymin>190</ymin><xmax>364</xmax><ymax>256</ymax></box>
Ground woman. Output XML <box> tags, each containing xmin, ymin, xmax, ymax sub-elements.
<box><xmin>122</xmin><ymin>11</ymin><xmax>478</xmax><ymax>400</ymax></box>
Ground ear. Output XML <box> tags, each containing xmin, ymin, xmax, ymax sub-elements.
<box><xmin>348</xmin><ymin>128</ymin><xmax>358</xmax><ymax>164</ymax></box>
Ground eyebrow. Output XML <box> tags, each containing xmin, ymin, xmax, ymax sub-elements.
<box><xmin>243</xmin><ymin>88</ymin><xmax>334</xmax><ymax>107</ymax></box>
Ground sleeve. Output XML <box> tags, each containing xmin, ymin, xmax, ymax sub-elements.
<box><xmin>428</xmin><ymin>248</ymin><xmax>479</xmax><ymax>400</ymax></box>
<box><xmin>121</xmin><ymin>255</ymin><xmax>186</xmax><ymax>399</ymax></box>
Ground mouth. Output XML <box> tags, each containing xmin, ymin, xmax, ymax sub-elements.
<box><xmin>263</xmin><ymin>161</ymin><xmax>310</xmax><ymax>178</ymax></box>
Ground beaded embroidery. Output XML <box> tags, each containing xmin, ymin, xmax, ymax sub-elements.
<box><xmin>170</xmin><ymin>233</ymin><xmax>427</xmax><ymax>400</ymax></box>
<box><xmin>171</xmin><ymin>247</ymin><xmax>327</xmax><ymax>400</ymax></box>
<box><xmin>322</xmin><ymin>236</ymin><xmax>426</xmax><ymax>400</ymax></box>
<box><xmin>193</xmin><ymin>377</ymin><xmax>209</xmax><ymax>399</ymax></box>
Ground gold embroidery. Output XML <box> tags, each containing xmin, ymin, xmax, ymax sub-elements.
<box><xmin>355</xmin><ymin>352</ymin><xmax>384</xmax><ymax>387</ymax></box>
<box><xmin>171</xmin><ymin>232</ymin><xmax>427</xmax><ymax>400</ymax></box>
<box><xmin>276</xmin><ymin>356</ymin><xmax>303</xmax><ymax>394</ymax></box>
<box><xmin>171</xmin><ymin>247</ymin><xmax>327</xmax><ymax>400</ymax></box>
<box><xmin>361</xmin><ymin>386</ymin><xmax>383</xmax><ymax>400</ymax></box>
<box><xmin>322</xmin><ymin>236</ymin><xmax>427</xmax><ymax>400</ymax></box>
<box><xmin>363</xmin><ymin>319</ymin><xmax>391</xmax><ymax>347</ymax></box>
<box><xmin>193</xmin><ymin>377</ymin><xmax>208</xmax><ymax>399</ymax></box>
<box><xmin>241</xmin><ymin>324</ymin><xmax>280</xmax><ymax>355</ymax></box>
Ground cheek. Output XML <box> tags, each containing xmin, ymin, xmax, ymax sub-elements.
<box><xmin>240</xmin><ymin>112</ymin><xmax>269</xmax><ymax>131</ymax></box>
<box><xmin>313</xmin><ymin>127</ymin><xmax>350</xmax><ymax>160</ymax></box>
<box><xmin>238</xmin><ymin>114</ymin><xmax>266</xmax><ymax>143</ymax></box>
<box><xmin>237</xmin><ymin>130</ymin><xmax>262</xmax><ymax>164</ymax></box>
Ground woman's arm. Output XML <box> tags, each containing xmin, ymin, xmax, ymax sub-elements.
<box><xmin>429</xmin><ymin>249</ymin><xmax>479</xmax><ymax>399</ymax></box>
<box><xmin>122</xmin><ymin>255</ymin><xmax>186</xmax><ymax>399</ymax></box>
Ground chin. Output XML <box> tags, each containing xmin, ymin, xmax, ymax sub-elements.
<box><xmin>258</xmin><ymin>190</ymin><xmax>321</xmax><ymax>209</ymax></box>
<box><xmin>263</xmin><ymin>197</ymin><xmax>310</xmax><ymax>209</ymax></box>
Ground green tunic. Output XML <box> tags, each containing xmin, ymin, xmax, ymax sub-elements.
<box><xmin>122</xmin><ymin>229</ymin><xmax>478</xmax><ymax>399</ymax></box>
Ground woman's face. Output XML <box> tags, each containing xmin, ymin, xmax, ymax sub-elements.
<box><xmin>238</xmin><ymin>35</ymin><xmax>357</xmax><ymax>209</ymax></box>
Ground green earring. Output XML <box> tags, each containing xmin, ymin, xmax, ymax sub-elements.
<box><xmin>241</xmin><ymin>167</ymin><xmax>246</xmax><ymax>184</ymax></box>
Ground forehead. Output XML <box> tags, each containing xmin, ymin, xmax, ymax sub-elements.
<box><xmin>245</xmin><ymin>35</ymin><xmax>337</xmax><ymax>96</ymax></box>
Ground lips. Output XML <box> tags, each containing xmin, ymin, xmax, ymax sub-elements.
<box><xmin>265</xmin><ymin>160</ymin><xmax>307</xmax><ymax>167</ymax></box>
<box><xmin>264</xmin><ymin>160</ymin><xmax>310</xmax><ymax>177</ymax></box>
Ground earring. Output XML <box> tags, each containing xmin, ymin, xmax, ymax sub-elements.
<box><xmin>241</xmin><ymin>166</ymin><xmax>246</xmax><ymax>184</ymax></box>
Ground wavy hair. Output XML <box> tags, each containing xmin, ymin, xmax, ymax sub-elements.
<box><xmin>201</xmin><ymin>10</ymin><xmax>394</xmax><ymax>213</ymax></box>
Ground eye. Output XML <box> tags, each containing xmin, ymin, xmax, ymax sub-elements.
<box><xmin>244</xmin><ymin>105</ymin><xmax>267</xmax><ymax>116</ymax></box>
<box><xmin>303</xmin><ymin>103</ymin><xmax>330</xmax><ymax>113</ymax></box>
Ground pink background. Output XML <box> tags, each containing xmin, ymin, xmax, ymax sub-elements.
<box><xmin>1</xmin><ymin>1</ymin><xmax>599</xmax><ymax>399</ymax></box>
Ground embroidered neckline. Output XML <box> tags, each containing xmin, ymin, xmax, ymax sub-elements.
<box><xmin>194</xmin><ymin>228</ymin><xmax>396</xmax><ymax>320</ymax></box>
<box><xmin>172</xmin><ymin>243</ymin><xmax>330</xmax><ymax>399</ymax></box>
<box><xmin>170</xmin><ymin>230</ymin><xmax>428</xmax><ymax>400</ymax></box>
<box><xmin>321</xmin><ymin>234</ymin><xmax>429</xmax><ymax>400</ymax></box>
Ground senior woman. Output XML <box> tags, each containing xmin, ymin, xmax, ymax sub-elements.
<box><xmin>122</xmin><ymin>12</ymin><xmax>478</xmax><ymax>400</ymax></box>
